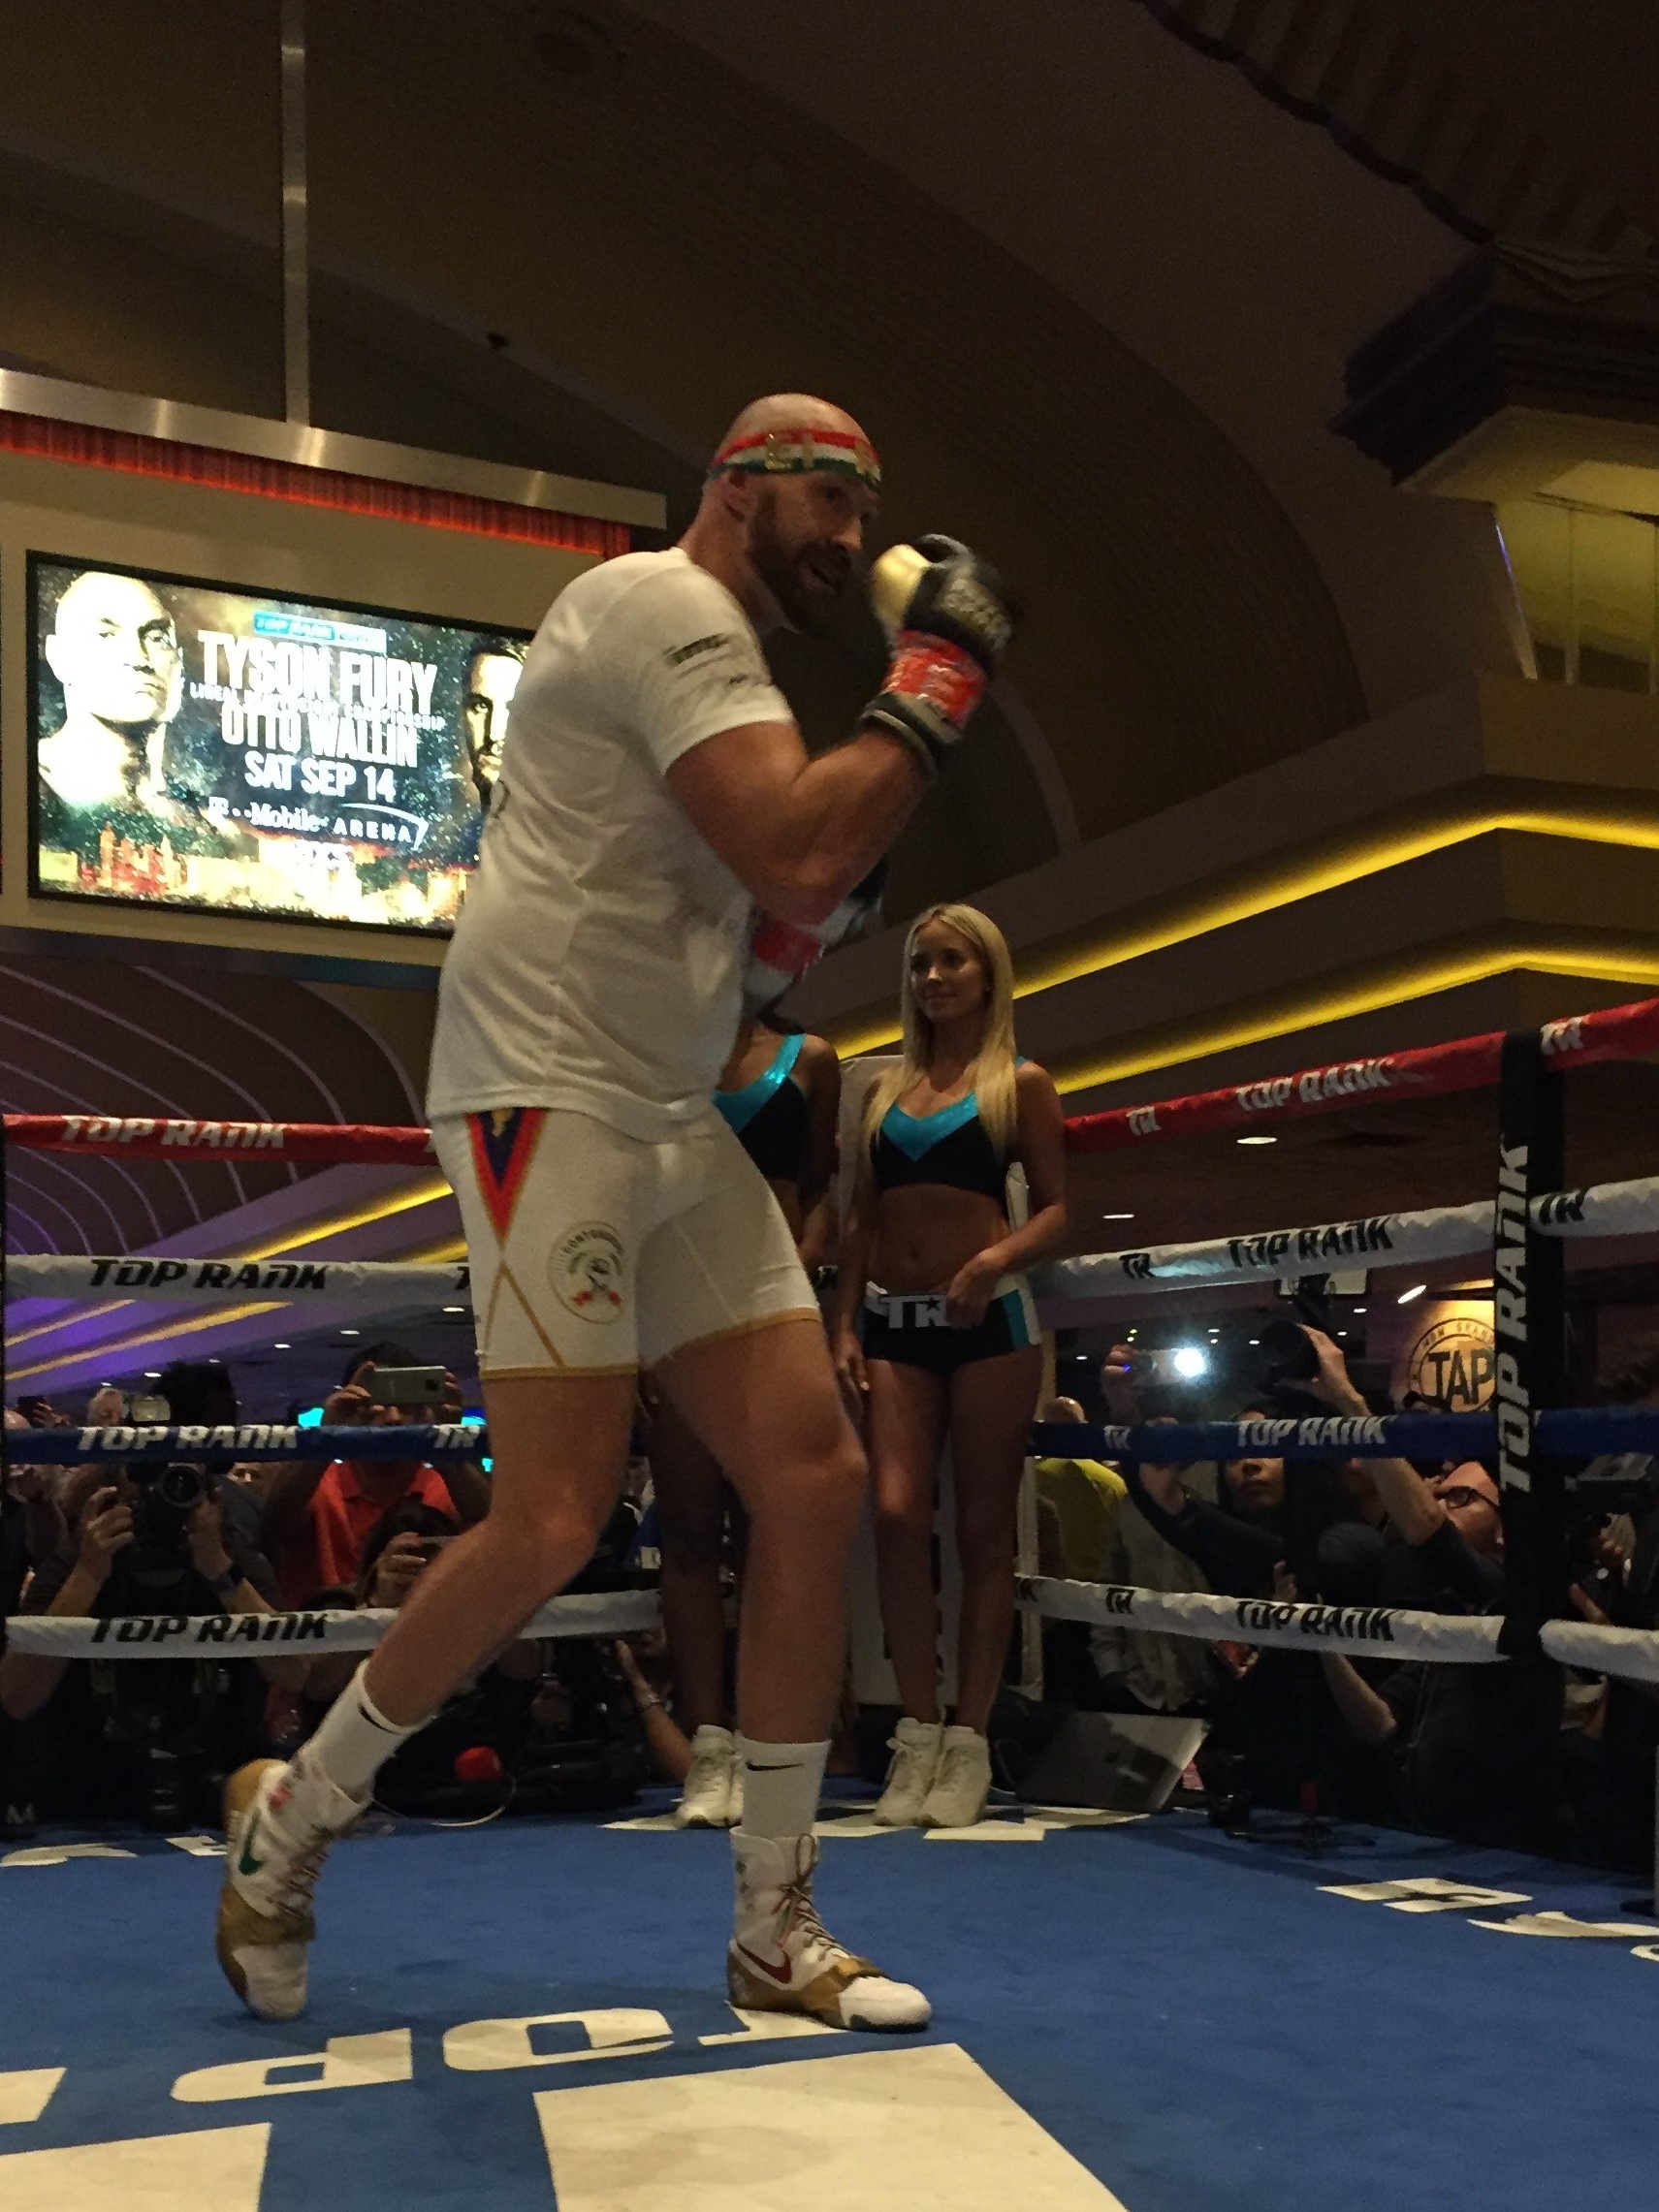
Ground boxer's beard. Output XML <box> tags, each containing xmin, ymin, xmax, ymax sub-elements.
<box><xmin>749</xmin><ymin>486</ymin><xmax>849</xmax><ymax>633</ymax></box>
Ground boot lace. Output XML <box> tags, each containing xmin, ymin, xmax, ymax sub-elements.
<box><xmin>936</xmin><ymin>1738</ymin><xmax>978</xmax><ymax>1788</ymax></box>
<box><xmin>268</xmin><ymin>1822</ymin><xmax>334</xmax><ymax>1921</ymax></box>
<box><xmin>885</xmin><ymin>1732</ymin><xmax>927</xmax><ymax>1788</ymax></box>
<box><xmin>776</xmin><ymin>1839</ymin><xmax>840</xmax><ymax>1959</ymax></box>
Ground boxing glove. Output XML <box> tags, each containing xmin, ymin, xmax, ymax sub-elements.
<box><xmin>742</xmin><ymin>862</ymin><xmax>888</xmax><ymax>1017</ymax></box>
<box><xmin>863</xmin><ymin>535</ymin><xmax>1014</xmax><ymax>781</ymax></box>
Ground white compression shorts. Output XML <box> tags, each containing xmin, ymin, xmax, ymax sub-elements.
<box><xmin>431</xmin><ymin>1106</ymin><xmax>816</xmax><ymax>1377</ymax></box>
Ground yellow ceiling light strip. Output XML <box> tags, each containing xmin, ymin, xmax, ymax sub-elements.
<box><xmin>1051</xmin><ymin>932</ymin><xmax>1659</xmax><ymax>1096</ymax></box>
<box><xmin>6</xmin><ymin>1301</ymin><xmax>289</xmax><ymax>1384</ymax></box>
<box><xmin>5</xmin><ymin>1172</ymin><xmax>454</xmax><ymax>1353</ymax></box>
<box><xmin>826</xmin><ymin>796</ymin><xmax>1659</xmax><ymax>1058</ymax></box>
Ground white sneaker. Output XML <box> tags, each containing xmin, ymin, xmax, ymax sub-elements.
<box><xmin>216</xmin><ymin>1756</ymin><xmax>363</xmax><ymax>2020</ymax></box>
<box><xmin>873</xmin><ymin>1716</ymin><xmax>943</xmax><ymax>1825</ymax></box>
<box><xmin>728</xmin><ymin>1829</ymin><xmax>930</xmax><ymax>2031</ymax></box>
<box><xmin>677</xmin><ymin>1725</ymin><xmax>739</xmax><ymax>1827</ymax></box>
<box><xmin>919</xmin><ymin>1725</ymin><xmax>992</xmax><ymax>1828</ymax></box>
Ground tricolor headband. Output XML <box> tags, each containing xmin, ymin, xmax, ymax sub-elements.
<box><xmin>708</xmin><ymin>426</ymin><xmax>881</xmax><ymax>491</ymax></box>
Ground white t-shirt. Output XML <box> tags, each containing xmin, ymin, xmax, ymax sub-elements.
<box><xmin>426</xmin><ymin>549</ymin><xmax>790</xmax><ymax>1140</ymax></box>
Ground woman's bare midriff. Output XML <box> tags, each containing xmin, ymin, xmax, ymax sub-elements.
<box><xmin>872</xmin><ymin>1184</ymin><xmax>1008</xmax><ymax>1295</ymax></box>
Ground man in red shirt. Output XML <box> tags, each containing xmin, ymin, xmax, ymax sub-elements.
<box><xmin>261</xmin><ymin>1345</ymin><xmax>490</xmax><ymax>1606</ymax></box>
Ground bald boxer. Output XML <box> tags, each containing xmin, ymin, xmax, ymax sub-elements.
<box><xmin>38</xmin><ymin>570</ymin><xmax>183</xmax><ymax>814</ymax></box>
<box><xmin>216</xmin><ymin>393</ymin><xmax>1012</xmax><ymax>2032</ymax></box>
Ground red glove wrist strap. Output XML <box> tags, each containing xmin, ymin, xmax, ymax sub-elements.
<box><xmin>884</xmin><ymin>632</ymin><xmax>987</xmax><ymax>731</ymax></box>
<box><xmin>749</xmin><ymin>911</ymin><xmax>827</xmax><ymax>984</ymax></box>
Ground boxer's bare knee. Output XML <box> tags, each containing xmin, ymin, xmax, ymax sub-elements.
<box><xmin>747</xmin><ymin>1423</ymin><xmax>866</xmax><ymax>1551</ymax></box>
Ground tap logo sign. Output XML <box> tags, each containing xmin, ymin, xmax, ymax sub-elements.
<box><xmin>1403</xmin><ymin>1307</ymin><xmax>1496</xmax><ymax>1412</ymax></box>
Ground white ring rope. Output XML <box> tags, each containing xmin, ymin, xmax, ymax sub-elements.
<box><xmin>1537</xmin><ymin>1617</ymin><xmax>1659</xmax><ymax>1688</ymax></box>
<box><xmin>2</xmin><ymin>1586</ymin><xmax>658</xmax><ymax>1659</ymax></box>
<box><xmin>8</xmin><ymin>1254</ymin><xmax>469</xmax><ymax>1306</ymax></box>
<box><xmin>1033</xmin><ymin>1172</ymin><xmax>1659</xmax><ymax>1308</ymax></box>
<box><xmin>1020</xmin><ymin>1578</ymin><xmax>1659</xmax><ymax>1681</ymax></box>
<box><xmin>1020</xmin><ymin>1577</ymin><xmax>1503</xmax><ymax>1661</ymax></box>
<box><xmin>11</xmin><ymin>1175</ymin><xmax>1657</xmax><ymax>1318</ymax></box>
<box><xmin>18</xmin><ymin>1581</ymin><xmax>1658</xmax><ymax>1685</ymax></box>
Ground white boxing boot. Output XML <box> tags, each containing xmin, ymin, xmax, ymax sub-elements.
<box><xmin>677</xmin><ymin>1725</ymin><xmax>739</xmax><ymax>1827</ymax></box>
<box><xmin>873</xmin><ymin>1716</ymin><xmax>943</xmax><ymax>1825</ymax></box>
<box><xmin>728</xmin><ymin>1829</ymin><xmax>930</xmax><ymax>2031</ymax></box>
<box><xmin>919</xmin><ymin>1725</ymin><xmax>993</xmax><ymax>1828</ymax></box>
<box><xmin>216</xmin><ymin>1755</ymin><xmax>364</xmax><ymax>2021</ymax></box>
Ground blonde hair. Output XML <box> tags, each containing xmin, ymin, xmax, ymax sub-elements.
<box><xmin>861</xmin><ymin>903</ymin><xmax>1020</xmax><ymax>1163</ymax></box>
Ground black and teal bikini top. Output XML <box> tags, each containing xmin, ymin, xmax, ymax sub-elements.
<box><xmin>715</xmin><ymin>1030</ymin><xmax>810</xmax><ymax>1184</ymax></box>
<box><xmin>872</xmin><ymin>1088</ymin><xmax>1008</xmax><ymax>1203</ymax></box>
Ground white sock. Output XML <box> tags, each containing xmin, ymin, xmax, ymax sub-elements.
<box><xmin>734</xmin><ymin>1735</ymin><xmax>829</xmax><ymax>1839</ymax></box>
<box><xmin>301</xmin><ymin>1663</ymin><xmax>423</xmax><ymax>1801</ymax></box>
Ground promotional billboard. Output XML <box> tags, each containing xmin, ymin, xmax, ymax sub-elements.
<box><xmin>29</xmin><ymin>555</ymin><xmax>529</xmax><ymax>932</ymax></box>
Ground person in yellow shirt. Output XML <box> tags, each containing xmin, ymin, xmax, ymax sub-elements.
<box><xmin>1034</xmin><ymin>1394</ymin><xmax>1127</xmax><ymax>1584</ymax></box>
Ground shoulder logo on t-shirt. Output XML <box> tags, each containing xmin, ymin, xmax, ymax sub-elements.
<box><xmin>551</xmin><ymin>1221</ymin><xmax>627</xmax><ymax>1323</ymax></box>
<box><xmin>664</xmin><ymin>632</ymin><xmax>736</xmax><ymax>667</ymax></box>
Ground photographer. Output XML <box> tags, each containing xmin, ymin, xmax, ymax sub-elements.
<box><xmin>1099</xmin><ymin>1349</ymin><xmax>1388</xmax><ymax>1816</ymax></box>
<box><xmin>151</xmin><ymin>1361</ymin><xmax>267</xmax><ymax>1558</ymax></box>
<box><xmin>302</xmin><ymin>1500</ymin><xmax>542</xmax><ymax>1817</ymax></box>
<box><xmin>1087</xmin><ymin>1456</ymin><xmax>1223</xmax><ymax>1722</ymax></box>
<box><xmin>2</xmin><ymin>1409</ymin><xmax>65</xmax><ymax>1615</ymax></box>
<box><xmin>261</xmin><ymin>1343</ymin><xmax>490</xmax><ymax>1606</ymax></box>
<box><xmin>1300</xmin><ymin>1328</ymin><xmax>1567</xmax><ymax>1850</ymax></box>
<box><xmin>0</xmin><ymin>1468</ymin><xmax>305</xmax><ymax>1826</ymax></box>
<box><xmin>1567</xmin><ymin>1342</ymin><xmax>1659</xmax><ymax>1869</ymax></box>
<box><xmin>1119</xmin><ymin>1408</ymin><xmax>1287</xmax><ymax>1600</ymax></box>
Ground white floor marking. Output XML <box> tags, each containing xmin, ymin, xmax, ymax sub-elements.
<box><xmin>0</xmin><ymin>2070</ymin><xmax>65</xmax><ymax>2126</ymax></box>
<box><xmin>698</xmin><ymin>2007</ymin><xmax>836</xmax><ymax>2047</ymax></box>
<box><xmin>534</xmin><ymin>2040</ymin><xmax>1132</xmax><ymax>2210</ymax></box>
<box><xmin>444</xmin><ymin>2009</ymin><xmax>672</xmax><ymax>2071</ymax></box>
<box><xmin>923</xmin><ymin>1819</ymin><xmax>1044</xmax><ymax>1842</ymax></box>
<box><xmin>1022</xmin><ymin>1807</ymin><xmax>1148</xmax><ymax>1829</ymax></box>
<box><xmin>0</xmin><ymin>2120</ymin><xmax>270</xmax><ymax>2208</ymax></box>
<box><xmin>173</xmin><ymin>2029</ymin><xmax>412</xmax><ymax>2103</ymax></box>
<box><xmin>1</xmin><ymin>1844</ymin><xmax>137</xmax><ymax>1868</ymax></box>
<box><xmin>1474</xmin><ymin>1911</ymin><xmax>1659</xmax><ymax>1940</ymax></box>
<box><xmin>604</xmin><ymin>1806</ymin><xmax>1141</xmax><ymax>1842</ymax></box>
<box><xmin>1322</xmin><ymin>1877</ymin><xmax>1533</xmax><ymax>1913</ymax></box>
<box><xmin>165</xmin><ymin>1834</ymin><xmax>224</xmax><ymax>1857</ymax></box>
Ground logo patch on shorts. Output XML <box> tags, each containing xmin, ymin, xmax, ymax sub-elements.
<box><xmin>552</xmin><ymin>1222</ymin><xmax>627</xmax><ymax>1323</ymax></box>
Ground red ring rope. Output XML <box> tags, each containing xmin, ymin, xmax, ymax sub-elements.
<box><xmin>0</xmin><ymin>1115</ymin><xmax>436</xmax><ymax>1165</ymax></box>
<box><xmin>1063</xmin><ymin>994</ymin><xmax>1659</xmax><ymax>1153</ymax></box>
<box><xmin>6</xmin><ymin>994</ymin><xmax>1659</xmax><ymax>1165</ymax></box>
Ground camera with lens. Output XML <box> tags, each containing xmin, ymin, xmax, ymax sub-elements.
<box><xmin>1255</xmin><ymin>1315</ymin><xmax>1323</xmax><ymax>1398</ymax></box>
<box><xmin>1255</xmin><ymin>1294</ymin><xmax>1391</xmax><ymax>1417</ymax></box>
<box><xmin>1566</xmin><ymin>1452</ymin><xmax>1659</xmax><ymax>1616</ymax></box>
<box><xmin>119</xmin><ymin>1462</ymin><xmax>210</xmax><ymax>1585</ymax></box>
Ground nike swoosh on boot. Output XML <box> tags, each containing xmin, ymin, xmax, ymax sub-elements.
<box><xmin>733</xmin><ymin>1941</ymin><xmax>795</xmax><ymax>1986</ymax></box>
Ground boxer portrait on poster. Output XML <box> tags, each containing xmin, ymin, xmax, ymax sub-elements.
<box><xmin>29</xmin><ymin>553</ymin><xmax>527</xmax><ymax>931</ymax></box>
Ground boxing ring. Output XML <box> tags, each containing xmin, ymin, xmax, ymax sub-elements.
<box><xmin>10</xmin><ymin>992</ymin><xmax>1659</xmax><ymax>1677</ymax></box>
<box><xmin>8</xmin><ymin>1001</ymin><xmax>1659</xmax><ymax>2211</ymax></box>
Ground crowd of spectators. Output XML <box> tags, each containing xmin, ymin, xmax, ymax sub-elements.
<box><xmin>1039</xmin><ymin>1323</ymin><xmax>1659</xmax><ymax>1868</ymax></box>
<box><xmin>0</xmin><ymin>1346</ymin><xmax>651</xmax><ymax>1834</ymax></box>
<box><xmin>6</xmin><ymin>1322</ymin><xmax>1659</xmax><ymax>1864</ymax></box>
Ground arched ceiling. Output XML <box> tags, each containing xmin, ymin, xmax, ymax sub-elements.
<box><xmin>0</xmin><ymin>0</ymin><xmax>1455</xmax><ymax>877</ymax></box>
<box><xmin>1</xmin><ymin>1</ymin><xmax>1649</xmax><ymax>860</ymax></box>
<box><xmin>0</xmin><ymin>961</ymin><xmax>419</xmax><ymax>1255</ymax></box>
